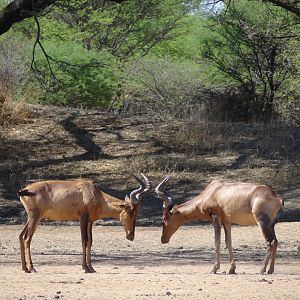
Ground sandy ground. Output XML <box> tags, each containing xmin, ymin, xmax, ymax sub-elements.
<box><xmin>0</xmin><ymin>223</ymin><xmax>299</xmax><ymax>300</ymax></box>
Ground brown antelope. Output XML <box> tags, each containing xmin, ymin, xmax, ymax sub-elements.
<box><xmin>155</xmin><ymin>176</ymin><xmax>284</xmax><ymax>274</ymax></box>
<box><xmin>17</xmin><ymin>173</ymin><xmax>151</xmax><ymax>273</ymax></box>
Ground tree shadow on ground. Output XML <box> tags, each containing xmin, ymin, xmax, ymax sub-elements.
<box><xmin>1</xmin><ymin>112</ymin><xmax>299</xmax><ymax>223</ymax></box>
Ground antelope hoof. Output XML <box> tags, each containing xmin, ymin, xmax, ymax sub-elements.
<box><xmin>210</xmin><ymin>265</ymin><xmax>219</xmax><ymax>274</ymax></box>
<box><xmin>259</xmin><ymin>268</ymin><xmax>266</xmax><ymax>275</ymax></box>
<box><xmin>83</xmin><ymin>266</ymin><xmax>92</xmax><ymax>273</ymax></box>
<box><xmin>22</xmin><ymin>265</ymin><xmax>28</xmax><ymax>272</ymax></box>
<box><xmin>267</xmin><ymin>268</ymin><xmax>274</xmax><ymax>274</ymax></box>
<box><xmin>88</xmin><ymin>267</ymin><xmax>96</xmax><ymax>273</ymax></box>
<box><xmin>229</xmin><ymin>268</ymin><xmax>236</xmax><ymax>274</ymax></box>
<box><xmin>28</xmin><ymin>267</ymin><xmax>37</xmax><ymax>273</ymax></box>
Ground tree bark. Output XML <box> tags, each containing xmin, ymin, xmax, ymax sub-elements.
<box><xmin>0</xmin><ymin>0</ymin><xmax>127</xmax><ymax>36</ymax></box>
<box><xmin>0</xmin><ymin>0</ymin><xmax>55</xmax><ymax>35</ymax></box>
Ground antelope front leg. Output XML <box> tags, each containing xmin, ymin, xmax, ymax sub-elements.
<box><xmin>223</xmin><ymin>223</ymin><xmax>236</xmax><ymax>274</ymax></box>
<box><xmin>80</xmin><ymin>214</ymin><xmax>91</xmax><ymax>273</ymax></box>
<box><xmin>87</xmin><ymin>222</ymin><xmax>96</xmax><ymax>273</ymax></box>
<box><xmin>211</xmin><ymin>214</ymin><xmax>221</xmax><ymax>274</ymax></box>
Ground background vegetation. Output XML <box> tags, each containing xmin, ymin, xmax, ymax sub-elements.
<box><xmin>0</xmin><ymin>0</ymin><xmax>299</xmax><ymax>124</ymax></box>
<box><xmin>0</xmin><ymin>0</ymin><xmax>299</xmax><ymax>222</ymax></box>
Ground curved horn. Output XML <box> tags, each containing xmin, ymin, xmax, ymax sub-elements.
<box><xmin>138</xmin><ymin>173</ymin><xmax>152</xmax><ymax>194</ymax></box>
<box><xmin>129</xmin><ymin>173</ymin><xmax>152</xmax><ymax>204</ymax></box>
<box><xmin>155</xmin><ymin>175</ymin><xmax>173</xmax><ymax>207</ymax></box>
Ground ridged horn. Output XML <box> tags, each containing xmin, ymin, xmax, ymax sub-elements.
<box><xmin>129</xmin><ymin>173</ymin><xmax>152</xmax><ymax>204</ymax></box>
<box><xmin>155</xmin><ymin>175</ymin><xmax>173</xmax><ymax>207</ymax></box>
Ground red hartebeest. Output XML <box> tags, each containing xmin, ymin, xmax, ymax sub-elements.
<box><xmin>155</xmin><ymin>176</ymin><xmax>283</xmax><ymax>274</ymax></box>
<box><xmin>18</xmin><ymin>173</ymin><xmax>151</xmax><ymax>273</ymax></box>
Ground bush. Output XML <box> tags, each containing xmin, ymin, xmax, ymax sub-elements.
<box><xmin>274</xmin><ymin>66</ymin><xmax>300</xmax><ymax>126</ymax></box>
<box><xmin>0</xmin><ymin>90</ymin><xmax>30</xmax><ymax>127</ymax></box>
<box><xmin>122</xmin><ymin>57</ymin><xmax>206</xmax><ymax>119</ymax></box>
<box><xmin>0</xmin><ymin>36</ymin><xmax>34</xmax><ymax>127</ymax></box>
<box><xmin>34</xmin><ymin>42</ymin><xmax>123</xmax><ymax>108</ymax></box>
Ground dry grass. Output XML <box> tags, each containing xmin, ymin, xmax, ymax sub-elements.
<box><xmin>149</xmin><ymin>121</ymin><xmax>239</xmax><ymax>153</ymax></box>
<box><xmin>0</xmin><ymin>87</ymin><xmax>31</xmax><ymax>128</ymax></box>
<box><xmin>116</xmin><ymin>119</ymin><xmax>299</xmax><ymax>193</ymax></box>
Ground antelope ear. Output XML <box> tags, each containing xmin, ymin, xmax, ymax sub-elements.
<box><xmin>170</xmin><ymin>205</ymin><xmax>178</xmax><ymax>214</ymax></box>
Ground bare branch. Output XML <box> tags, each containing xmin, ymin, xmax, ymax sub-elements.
<box><xmin>31</xmin><ymin>15</ymin><xmax>57</xmax><ymax>80</ymax></box>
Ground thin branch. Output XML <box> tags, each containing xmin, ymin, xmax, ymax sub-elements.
<box><xmin>31</xmin><ymin>15</ymin><xmax>57</xmax><ymax>80</ymax></box>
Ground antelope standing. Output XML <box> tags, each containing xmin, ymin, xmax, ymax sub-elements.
<box><xmin>155</xmin><ymin>176</ymin><xmax>283</xmax><ymax>274</ymax></box>
<box><xmin>17</xmin><ymin>173</ymin><xmax>151</xmax><ymax>273</ymax></box>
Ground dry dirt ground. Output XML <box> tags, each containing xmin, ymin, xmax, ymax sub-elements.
<box><xmin>0</xmin><ymin>223</ymin><xmax>299</xmax><ymax>300</ymax></box>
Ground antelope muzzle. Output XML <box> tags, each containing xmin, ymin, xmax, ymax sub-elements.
<box><xmin>126</xmin><ymin>231</ymin><xmax>135</xmax><ymax>241</ymax></box>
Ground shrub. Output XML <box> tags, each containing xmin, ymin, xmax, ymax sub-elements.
<box><xmin>0</xmin><ymin>36</ymin><xmax>34</xmax><ymax>127</ymax></box>
<box><xmin>34</xmin><ymin>41</ymin><xmax>123</xmax><ymax>108</ymax></box>
<box><xmin>122</xmin><ymin>57</ymin><xmax>206</xmax><ymax>119</ymax></box>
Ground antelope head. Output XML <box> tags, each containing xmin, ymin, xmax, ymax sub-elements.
<box><xmin>120</xmin><ymin>173</ymin><xmax>152</xmax><ymax>241</ymax></box>
<box><xmin>155</xmin><ymin>175</ymin><xmax>180</xmax><ymax>244</ymax></box>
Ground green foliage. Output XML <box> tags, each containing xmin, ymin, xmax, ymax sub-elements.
<box><xmin>200</xmin><ymin>0</ymin><xmax>300</xmax><ymax>122</ymax></box>
<box><xmin>0</xmin><ymin>0</ymin><xmax>299</xmax><ymax>123</ymax></box>
<box><xmin>123</xmin><ymin>57</ymin><xmax>206</xmax><ymax>119</ymax></box>
<box><xmin>152</xmin><ymin>15</ymin><xmax>204</xmax><ymax>60</ymax></box>
<box><xmin>151</xmin><ymin>13</ymin><xmax>241</xmax><ymax>90</ymax></box>
<box><xmin>46</xmin><ymin>0</ymin><xmax>200</xmax><ymax>58</ymax></box>
<box><xmin>3</xmin><ymin>0</ymin><xmax>201</xmax><ymax>108</ymax></box>
<box><xmin>34</xmin><ymin>41</ymin><xmax>123</xmax><ymax>107</ymax></box>
<box><xmin>275</xmin><ymin>56</ymin><xmax>300</xmax><ymax>125</ymax></box>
